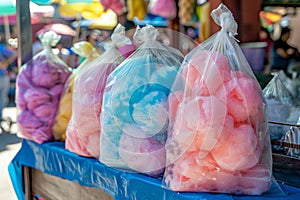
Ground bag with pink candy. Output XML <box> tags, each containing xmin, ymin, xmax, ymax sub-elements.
<box><xmin>163</xmin><ymin>4</ymin><xmax>281</xmax><ymax>195</ymax></box>
<box><xmin>65</xmin><ymin>24</ymin><xmax>136</xmax><ymax>159</ymax></box>
<box><xmin>16</xmin><ymin>31</ymin><xmax>72</xmax><ymax>144</ymax></box>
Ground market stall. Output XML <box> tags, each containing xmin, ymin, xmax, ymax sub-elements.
<box><xmin>10</xmin><ymin>1</ymin><xmax>300</xmax><ymax>200</ymax></box>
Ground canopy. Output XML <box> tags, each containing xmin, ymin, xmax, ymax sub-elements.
<box><xmin>58</xmin><ymin>0</ymin><xmax>105</xmax><ymax>19</ymax></box>
<box><xmin>0</xmin><ymin>0</ymin><xmax>54</xmax><ymax>16</ymax></box>
<box><xmin>0</xmin><ymin>0</ymin><xmax>16</xmax><ymax>16</ymax></box>
<box><xmin>58</xmin><ymin>0</ymin><xmax>118</xmax><ymax>30</ymax></box>
<box><xmin>0</xmin><ymin>1</ymin><xmax>54</xmax><ymax>23</ymax></box>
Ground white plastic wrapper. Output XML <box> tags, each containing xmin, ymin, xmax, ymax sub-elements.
<box><xmin>99</xmin><ymin>25</ymin><xmax>184</xmax><ymax>176</ymax></box>
<box><xmin>65</xmin><ymin>24</ymin><xmax>136</xmax><ymax>159</ymax></box>
<box><xmin>163</xmin><ymin>4</ymin><xmax>276</xmax><ymax>195</ymax></box>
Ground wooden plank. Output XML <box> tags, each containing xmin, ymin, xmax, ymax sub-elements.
<box><xmin>23</xmin><ymin>166</ymin><xmax>32</xmax><ymax>200</ymax></box>
<box><xmin>31</xmin><ymin>168</ymin><xmax>114</xmax><ymax>200</ymax></box>
<box><xmin>16</xmin><ymin>0</ymin><xmax>32</xmax><ymax>69</ymax></box>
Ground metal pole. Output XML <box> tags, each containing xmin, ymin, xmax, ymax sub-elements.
<box><xmin>16</xmin><ymin>0</ymin><xmax>32</xmax><ymax>70</ymax></box>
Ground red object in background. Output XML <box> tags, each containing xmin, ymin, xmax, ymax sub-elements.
<box><xmin>0</xmin><ymin>15</ymin><xmax>43</xmax><ymax>25</ymax></box>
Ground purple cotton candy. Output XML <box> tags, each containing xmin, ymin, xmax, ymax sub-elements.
<box><xmin>32</xmin><ymin>126</ymin><xmax>53</xmax><ymax>144</ymax></box>
<box><xmin>24</xmin><ymin>88</ymin><xmax>52</xmax><ymax>110</ymax></box>
<box><xmin>17</xmin><ymin>110</ymin><xmax>43</xmax><ymax>129</ymax></box>
<box><xmin>50</xmin><ymin>84</ymin><xmax>65</xmax><ymax>97</ymax></box>
<box><xmin>33</xmin><ymin>102</ymin><xmax>57</xmax><ymax>122</ymax></box>
<box><xmin>16</xmin><ymin>46</ymin><xmax>71</xmax><ymax>144</ymax></box>
<box><xmin>31</xmin><ymin>54</ymin><xmax>70</xmax><ymax>88</ymax></box>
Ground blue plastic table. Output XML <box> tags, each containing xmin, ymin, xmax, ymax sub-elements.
<box><xmin>8</xmin><ymin>139</ymin><xmax>300</xmax><ymax>200</ymax></box>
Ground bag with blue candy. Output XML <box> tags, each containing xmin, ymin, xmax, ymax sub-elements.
<box><xmin>99</xmin><ymin>25</ymin><xmax>184</xmax><ymax>176</ymax></box>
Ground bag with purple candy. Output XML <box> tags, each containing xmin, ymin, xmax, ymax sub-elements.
<box><xmin>16</xmin><ymin>31</ymin><xmax>71</xmax><ymax>144</ymax></box>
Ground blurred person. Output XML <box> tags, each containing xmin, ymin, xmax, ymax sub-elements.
<box><xmin>270</xmin><ymin>27</ymin><xmax>300</xmax><ymax>73</ymax></box>
<box><xmin>259</xmin><ymin>27</ymin><xmax>273</xmax><ymax>71</ymax></box>
<box><xmin>86</xmin><ymin>33</ymin><xmax>104</xmax><ymax>54</ymax></box>
<box><xmin>0</xmin><ymin>39</ymin><xmax>17</xmax><ymax>121</ymax></box>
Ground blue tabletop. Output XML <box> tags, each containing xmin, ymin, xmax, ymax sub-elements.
<box><xmin>8</xmin><ymin>140</ymin><xmax>300</xmax><ymax>200</ymax></box>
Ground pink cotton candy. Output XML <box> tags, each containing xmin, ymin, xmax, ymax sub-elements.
<box><xmin>65</xmin><ymin>122</ymin><xmax>91</xmax><ymax>157</ymax></box>
<box><xmin>211</xmin><ymin>123</ymin><xmax>260</xmax><ymax>171</ymax></box>
<box><xmin>172</xmin><ymin>96</ymin><xmax>227</xmax><ymax>154</ymax></box>
<box><xmin>84</xmin><ymin>134</ymin><xmax>100</xmax><ymax>159</ymax></box>
<box><xmin>168</xmin><ymin>90</ymin><xmax>184</xmax><ymax>122</ymax></box>
<box><xmin>165</xmin><ymin>152</ymin><xmax>271</xmax><ymax>194</ymax></box>
<box><xmin>73</xmin><ymin>117</ymin><xmax>100</xmax><ymax>136</ymax></box>
<box><xmin>238</xmin><ymin>164</ymin><xmax>271</xmax><ymax>195</ymax></box>
<box><xmin>217</xmin><ymin>71</ymin><xmax>263</xmax><ymax>123</ymax></box>
<box><xmin>166</xmin><ymin>153</ymin><xmax>239</xmax><ymax>193</ymax></box>
<box><xmin>118</xmin><ymin>133</ymin><xmax>166</xmax><ymax>176</ymax></box>
<box><xmin>182</xmin><ymin>50</ymin><xmax>231</xmax><ymax>96</ymax></box>
<box><xmin>24</xmin><ymin>88</ymin><xmax>52</xmax><ymax>110</ymax></box>
<box><xmin>66</xmin><ymin>63</ymin><xmax>117</xmax><ymax>158</ymax></box>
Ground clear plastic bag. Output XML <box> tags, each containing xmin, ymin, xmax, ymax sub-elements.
<box><xmin>65</xmin><ymin>24</ymin><xmax>135</xmax><ymax>159</ymax></box>
<box><xmin>99</xmin><ymin>25</ymin><xmax>184</xmax><ymax>176</ymax></box>
<box><xmin>52</xmin><ymin>41</ymin><xmax>100</xmax><ymax>141</ymax></box>
<box><xmin>16</xmin><ymin>31</ymin><xmax>71</xmax><ymax>144</ymax></box>
<box><xmin>163</xmin><ymin>4</ymin><xmax>276</xmax><ymax>195</ymax></box>
<box><xmin>263</xmin><ymin>72</ymin><xmax>299</xmax><ymax>144</ymax></box>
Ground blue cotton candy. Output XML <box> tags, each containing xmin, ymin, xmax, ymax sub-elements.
<box><xmin>100</xmin><ymin>40</ymin><xmax>183</xmax><ymax>175</ymax></box>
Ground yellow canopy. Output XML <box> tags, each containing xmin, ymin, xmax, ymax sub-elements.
<box><xmin>58</xmin><ymin>0</ymin><xmax>104</xmax><ymax>19</ymax></box>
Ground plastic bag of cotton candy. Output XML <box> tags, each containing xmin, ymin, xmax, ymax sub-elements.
<box><xmin>99</xmin><ymin>24</ymin><xmax>184</xmax><ymax>176</ymax></box>
<box><xmin>65</xmin><ymin>24</ymin><xmax>136</xmax><ymax>159</ymax></box>
<box><xmin>162</xmin><ymin>4</ymin><xmax>278</xmax><ymax>195</ymax></box>
<box><xmin>52</xmin><ymin>41</ymin><xmax>100</xmax><ymax>142</ymax></box>
<box><xmin>262</xmin><ymin>72</ymin><xmax>300</xmax><ymax>148</ymax></box>
<box><xmin>16</xmin><ymin>31</ymin><xmax>71</xmax><ymax>144</ymax></box>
